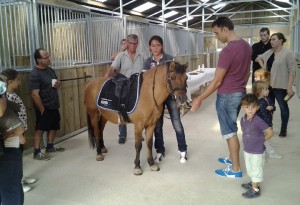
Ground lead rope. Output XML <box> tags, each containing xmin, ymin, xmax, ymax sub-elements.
<box><xmin>152</xmin><ymin>67</ymin><xmax>161</xmax><ymax>113</ymax></box>
<box><xmin>166</xmin><ymin>64</ymin><xmax>192</xmax><ymax>118</ymax></box>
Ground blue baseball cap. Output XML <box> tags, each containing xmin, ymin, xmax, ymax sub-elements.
<box><xmin>0</xmin><ymin>80</ymin><xmax>7</xmax><ymax>95</ymax></box>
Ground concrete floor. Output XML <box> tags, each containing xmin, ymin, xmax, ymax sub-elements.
<box><xmin>23</xmin><ymin>84</ymin><xmax>300</xmax><ymax>205</ymax></box>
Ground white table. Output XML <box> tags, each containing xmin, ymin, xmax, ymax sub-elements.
<box><xmin>186</xmin><ymin>68</ymin><xmax>216</xmax><ymax>101</ymax></box>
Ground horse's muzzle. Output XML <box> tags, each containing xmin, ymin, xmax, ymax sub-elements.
<box><xmin>173</xmin><ymin>94</ymin><xmax>188</xmax><ymax>105</ymax></box>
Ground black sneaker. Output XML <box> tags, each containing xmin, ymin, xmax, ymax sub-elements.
<box><xmin>242</xmin><ymin>188</ymin><xmax>260</xmax><ymax>199</ymax></box>
<box><xmin>118</xmin><ymin>138</ymin><xmax>126</xmax><ymax>144</ymax></box>
<box><xmin>241</xmin><ymin>182</ymin><xmax>260</xmax><ymax>190</ymax></box>
<box><xmin>46</xmin><ymin>147</ymin><xmax>65</xmax><ymax>153</ymax></box>
<box><xmin>279</xmin><ymin>130</ymin><xmax>287</xmax><ymax>137</ymax></box>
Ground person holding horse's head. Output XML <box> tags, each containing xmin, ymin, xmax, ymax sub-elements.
<box><xmin>191</xmin><ymin>16</ymin><xmax>252</xmax><ymax>178</ymax></box>
<box><xmin>143</xmin><ymin>35</ymin><xmax>188</xmax><ymax>163</ymax></box>
<box><xmin>105</xmin><ymin>34</ymin><xmax>145</xmax><ymax>144</ymax></box>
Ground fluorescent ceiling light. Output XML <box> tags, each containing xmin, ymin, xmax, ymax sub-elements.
<box><xmin>200</xmin><ymin>0</ymin><xmax>209</xmax><ymax>2</ymax></box>
<box><xmin>95</xmin><ymin>0</ymin><xmax>107</xmax><ymax>2</ymax></box>
<box><xmin>275</xmin><ymin>0</ymin><xmax>289</xmax><ymax>2</ymax></box>
<box><xmin>133</xmin><ymin>2</ymin><xmax>156</xmax><ymax>12</ymax></box>
<box><xmin>212</xmin><ymin>3</ymin><xmax>226</xmax><ymax>9</ymax></box>
<box><xmin>160</xmin><ymin>11</ymin><xmax>178</xmax><ymax>19</ymax></box>
<box><xmin>178</xmin><ymin>16</ymin><xmax>194</xmax><ymax>23</ymax></box>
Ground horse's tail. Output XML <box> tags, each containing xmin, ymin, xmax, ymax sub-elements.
<box><xmin>86</xmin><ymin>113</ymin><xmax>96</xmax><ymax>149</ymax></box>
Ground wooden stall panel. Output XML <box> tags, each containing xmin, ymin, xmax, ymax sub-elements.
<box><xmin>58</xmin><ymin>69</ymin><xmax>80</xmax><ymax>135</ymax></box>
<box><xmin>76</xmin><ymin>67</ymin><xmax>94</xmax><ymax>127</ymax></box>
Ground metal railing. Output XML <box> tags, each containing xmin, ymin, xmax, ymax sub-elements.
<box><xmin>0</xmin><ymin>0</ymin><xmax>210</xmax><ymax>71</ymax></box>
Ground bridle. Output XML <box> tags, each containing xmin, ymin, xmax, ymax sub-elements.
<box><xmin>166</xmin><ymin>64</ymin><xmax>187</xmax><ymax>100</ymax></box>
<box><xmin>152</xmin><ymin>62</ymin><xmax>187</xmax><ymax>112</ymax></box>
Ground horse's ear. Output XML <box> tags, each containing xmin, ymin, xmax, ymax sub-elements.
<box><xmin>169</xmin><ymin>61</ymin><xmax>176</xmax><ymax>71</ymax></box>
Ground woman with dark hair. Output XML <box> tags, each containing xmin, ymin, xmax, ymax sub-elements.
<box><xmin>0</xmin><ymin>78</ymin><xmax>25</xmax><ymax>205</ymax></box>
<box><xmin>144</xmin><ymin>35</ymin><xmax>173</xmax><ymax>69</ymax></box>
<box><xmin>256</xmin><ymin>32</ymin><xmax>296</xmax><ymax>137</ymax></box>
<box><xmin>1</xmin><ymin>69</ymin><xmax>37</xmax><ymax>193</ymax></box>
<box><xmin>144</xmin><ymin>35</ymin><xmax>188</xmax><ymax>163</ymax></box>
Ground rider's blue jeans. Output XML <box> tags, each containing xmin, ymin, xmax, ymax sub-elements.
<box><xmin>154</xmin><ymin>95</ymin><xmax>187</xmax><ymax>153</ymax></box>
<box><xmin>119</xmin><ymin>124</ymin><xmax>127</xmax><ymax>139</ymax></box>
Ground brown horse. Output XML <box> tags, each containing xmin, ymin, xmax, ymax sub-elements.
<box><xmin>84</xmin><ymin>61</ymin><xmax>188</xmax><ymax>175</ymax></box>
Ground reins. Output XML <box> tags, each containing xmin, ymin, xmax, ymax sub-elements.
<box><xmin>152</xmin><ymin>67</ymin><xmax>160</xmax><ymax>113</ymax></box>
<box><xmin>152</xmin><ymin>62</ymin><xmax>190</xmax><ymax>119</ymax></box>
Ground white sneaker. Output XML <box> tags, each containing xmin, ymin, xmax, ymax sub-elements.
<box><xmin>269</xmin><ymin>152</ymin><xmax>283</xmax><ymax>159</ymax></box>
<box><xmin>179</xmin><ymin>151</ymin><xmax>187</xmax><ymax>163</ymax></box>
<box><xmin>23</xmin><ymin>185</ymin><xmax>32</xmax><ymax>193</ymax></box>
<box><xmin>154</xmin><ymin>153</ymin><xmax>164</xmax><ymax>163</ymax></box>
<box><xmin>22</xmin><ymin>176</ymin><xmax>37</xmax><ymax>184</ymax></box>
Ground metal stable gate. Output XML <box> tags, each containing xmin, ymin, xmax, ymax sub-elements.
<box><xmin>0</xmin><ymin>0</ymin><xmax>207</xmax><ymax>71</ymax></box>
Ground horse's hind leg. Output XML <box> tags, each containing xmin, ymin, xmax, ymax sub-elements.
<box><xmin>88</xmin><ymin>110</ymin><xmax>106</xmax><ymax>161</ymax></box>
<box><xmin>145</xmin><ymin>125</ymin><xmax>160</xmax><ymax>172</ymax></box>
<box><xmin>97</xmin><ymin>115</ymin><xmax>108</xmax><ymax>156</ymax></box>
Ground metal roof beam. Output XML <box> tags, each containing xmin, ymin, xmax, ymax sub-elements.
<box><xmin>192</xmin><ymin>7</ymin><xmax>293</xmax><ymax>17</ymax></box>
<box><xmin>113</xmin><ymin>0</ymin><xmax>136</xmax><ymax>11</ymax></box>
<box><xmin>263</xmin><ymin>0</ymin><xmax>292</xmax><ymax>14</ymax></box>
<box><xmin>257</xmin><ymin>2</ymin><xmax>289</xmax><ymax>21</ymax></box>
<box><xmin>204</xmin><ymin>2</ymin><xmax>247</xmax><ymax>21</ymax></box>
<box><xmin>204</xmin><ymin>6</ymin><xmax>224</xmax><ymax>21</ymax></box>
<box><xmin>205</xmin><ymin>15</ymin><xmax>291</xmax><ymax>22</ymax></box>
<box><xmin>166</xmin><ymin>0</ymin><xmax>264</xmax><ymax>10</ymax></box>
<box><xmin>227</xmin><ymin>4</ymin><xmax>249</xmax><ymax>19</ymax></box>
<box><xmin>146</xmin><ymin>0</ymin><xmax>174</xmax><ymax>18</ymax></box>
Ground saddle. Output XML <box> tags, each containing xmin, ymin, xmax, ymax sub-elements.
<box><xmin>112</xmin><ymin>73</ymin><xmax>130</xmax><ymax>98</ymax></box>
<box><xmin>97</xmin><ymin>73</ymin><xmax>142</xmax><ymax>123</ymax></box>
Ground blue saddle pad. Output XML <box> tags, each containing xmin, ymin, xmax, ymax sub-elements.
<box><xmin>96</xmin><ymin>73</ymin><xmax>141</xmax><ymax>113</ymax></box>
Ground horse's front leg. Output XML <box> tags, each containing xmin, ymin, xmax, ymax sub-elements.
<box><xmin>133</xmin><ymin>126</ymin><xmax>144</xmax><ymax>175</ymax></box>
<box><xmin>133</xmin><ymin>141</ymin><xmax>142</xmax><ymax>175</ymax></box>
<box><xmin>145</xmin><ymin>125</ymin><xmax>160</xmax><ymax>172</ymax></box>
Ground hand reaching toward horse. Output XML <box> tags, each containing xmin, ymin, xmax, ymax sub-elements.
<box><xmin>191</xmin><ymin>97</ymin><xmax>203</xmax><ymax>112</ymax></box>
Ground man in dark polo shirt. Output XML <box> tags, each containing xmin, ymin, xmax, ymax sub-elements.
<box><xmin>251</xmin><ymin>27</ymin><xmax>272</xmax><ymax>84</ymax></box>
<box><xmin>29</xmin><ymin>48</ymin><xmax>64</xmax><ymax>160</ymax></box>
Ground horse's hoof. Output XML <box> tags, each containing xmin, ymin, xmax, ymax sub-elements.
<box><xmin>101</xmin><ymin>147</ymin><xmax>108</xmax><ymax>153</ymax></box>
<box><xmin>133</xmin><ymin>168</ymin><xmax>143</xmax><ymax>175</ymax></box>
<box><xmin>150</xmin><ymin>164</ymin><xmax>160</xmax><ymax>171</ymax></box>
<box><xmin>96</xmin><ymin>155</ymin><xmax>104</xmax><ymax>161</ymax></box>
